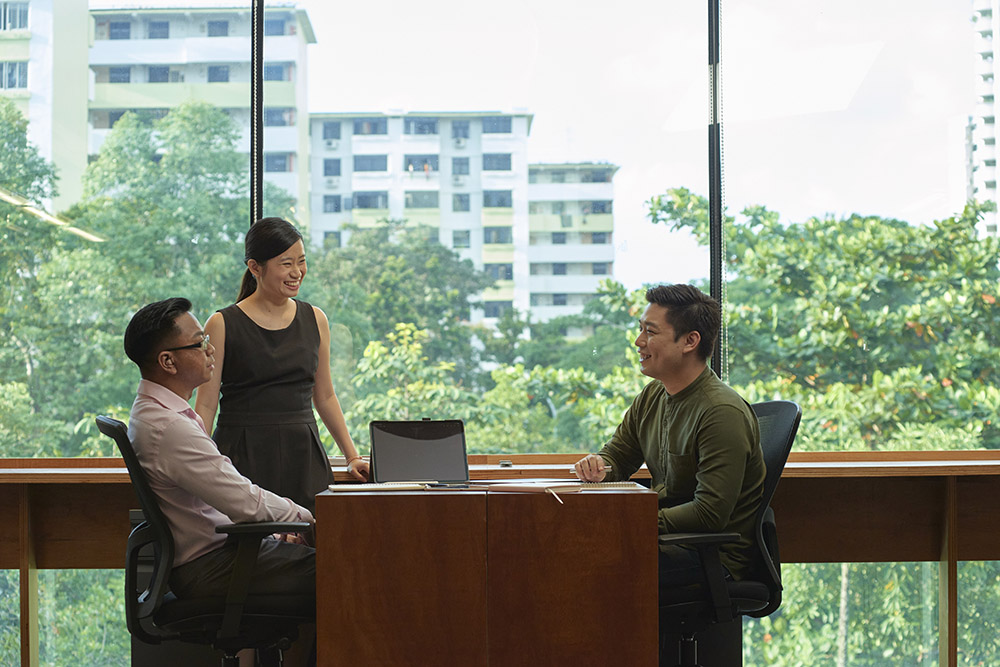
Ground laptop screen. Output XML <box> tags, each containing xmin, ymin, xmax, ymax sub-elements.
<box><xmin>369</xmin><ymin>419</ymin><xmax>470</xmax><ymax>483</ymax></box>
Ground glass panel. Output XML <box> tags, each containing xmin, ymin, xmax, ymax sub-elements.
<box><xmin>744</xmin><ymin>562</ymin><xmax>939</xmax><ymax>666</ymax></box>
<box><xmin>692</xmin><ymin>0</ymin><xmax>999</xmax><ymax>453</ymax></box>
<box><xmin>0</xmin><ymin>571</ymin><xmax>17</xmax><ymax>663</ymax></box>
<box><xmin>37</xmin><ymin>569</ymin><xmax>128</xmax><ymax>664</ymax></box>
<box><xmin>958</xmin><ymin>561</ymin><xmax>1000</xmax><ymax>662</ymax></box>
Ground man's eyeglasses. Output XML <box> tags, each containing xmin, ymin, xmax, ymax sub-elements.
<box><xmin>164</xmin><ymin>334</ymin><xmax>211</xmax><ymax>352</ymax></box>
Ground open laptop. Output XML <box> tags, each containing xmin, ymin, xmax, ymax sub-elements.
<box><xmin>369</xmin><ymin>419</ymin><xmax>470</xmax><ymax>484</ymax></box>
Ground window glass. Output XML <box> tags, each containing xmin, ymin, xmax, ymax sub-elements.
<box><xmin>354</xmin><ymin>155</ymin><xmax>387</xmax><ymax>172</ymax></box>
<box><xmin>484</xmin><ymin>263</ymin><xmax>513</xmax><ymax>280</ymax></box>
<box><xmin>108</xmin><ymin>66</ymin><xmax>130</xmax><ymax>83</ymax></box>
<box><xmin>405</xmin><ymin>191</ymin><xmax>439</xmax><ymax>208</ymax></box>
<box><xmin>1</xmin><ymin>2</ymin><xmax>28</xmax><ymax>30</ymax></box>
<box><xmin>483</xmin><ymin>226</ymin><xmax>513</xmax><ymax>244</ymax></box>
<box><xmin>452</xmin><ymin>230</ymin><xmax>471</xmax><ymax>248</ymax></box>
<box><xmin>452</xmin><ymin>120</ymin><xmax>470</xmax><ymax>139</ymax></box>
<box><xmin>207</xmin><ymin>65</ymin><xmax>229</xmax><ymax>83</ymax></box>
<box><xmin>264</xmin><ymin>18</ymin><xmax>285</xmax><ymax>35</ymax></box>
<box><xmin>483</xmin><ymin>190</ymin><xmax>512</xmax><ymax>207</ymax></box>
<box><xmin>322</xmin><ymin>121</ymin><xmax>341</xmax><ymax>139</ymax></box>
<box><xmin>452</xmin><ymin>156</ymin><xmax>469</xmax><ymax>175</ymax></box>
<box><xmin>551</xmin><ymin>232</ymin><xmax>567</xmax><ymax>245</ymax></box>
<box><xmin>353</xmin><ymin>191</ymin><xmax>389</xmax><ymax>209</ymax></box>
<box><xmin>481</xmin><ymin>116</ymin><xmax>511</xmax><ymax>133</ymax></box>
<box><xmin>147</xmin><ymin>20</ymin><xmax>168</xmax><ymax>39</ymax></box>
<box><xmin>453</xmin><ymin>193</ymin><xmax>470</xmax><ymax>212</ymax></box>
<box><xmin>108</xmin><ymin>20</ymin><xmax>130</xmax><ymax>39</ymax></box>
<box><xmin>147</xmin><ymin>66</ymin><xmax>168</xmax><ymax>83</ymax></box>
<box><xmin>323</xmin><ymin>158</ymin><xmax>341</xmax><ymax>176</ymax></box>
<box><xmin>263</xmin><ymin>63</ymin><xmax>286</xmax><ymax>81</ymax></box>
<box><xmin>404</xmin><ymin>118</ymin><xmax>438</xmax><ymax>135</ymax></box>
<box><xmin>323</xmin><ymin>195</ymin><xmax>341</xmax><ymax>213</ymax></box>
<box><xmin>404</xmin><ymin>154</ymin><xmax>439</xmax><ymax>171</ymax></box>
<box><xmin>207</xmin><ymin>20</ymin><xmax>228</xmax><ymax>37</ymax></box>
<box><xmin>483</xmin><ymin>153</ymin><xmax>512</xmax><ymax>171</ymax></box>
<box><xmin>353</xmin><ymin>118</ymin><xmax>387</xmax><ymax>135</ymax></box>
<box><xmin>263</xmin><ymin>153</ymin><xmax>289</xmax><ymax>172</ymax></box>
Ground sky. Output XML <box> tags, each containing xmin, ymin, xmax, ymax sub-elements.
<box><xmin>295</xmin><ymin>0</ymin><xmax>976</xmax><ymax>289</ymax></box>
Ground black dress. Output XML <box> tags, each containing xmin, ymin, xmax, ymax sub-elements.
<box><xmin>212</xmin><ymin>299</ymin><xmax>334</xmax><ymax>513</ymax></box>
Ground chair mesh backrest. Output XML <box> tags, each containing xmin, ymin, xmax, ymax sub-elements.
<box><xmin>752</xmin><ymin>401</ymin><xmax>801</xmax><ymax>512</ymax></box>
<box><xmin>96</xmin><ymin>416</ymin><xmax>175</xmax><ymax>626</ymax></box>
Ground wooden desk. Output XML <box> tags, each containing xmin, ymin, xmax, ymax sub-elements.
<box><xmin>314</xmin><ymin>486</ymin><xmax>659</xmax><ymax>666</ymax></box>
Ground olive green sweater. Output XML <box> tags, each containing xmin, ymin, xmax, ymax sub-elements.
<box><xmin>599</xmin><ymin>366</ymin><xmax>764</xmax><ymax>579</ymax></box>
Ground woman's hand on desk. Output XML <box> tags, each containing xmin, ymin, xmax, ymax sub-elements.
<box><xmin>347</xmin><ymin>457</ymin><xmax>370</xmax><ymax>482</ymax></box>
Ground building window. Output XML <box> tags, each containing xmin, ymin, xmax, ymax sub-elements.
<box><xmin>353</xmin><ymin>191</ymin><xmax>389</xmax><ymax>209</ymax></box>
<box><xmin>354</xmin><ymin>155</ymin><xmax>388</xmax><ymax>172</ymax></box>
<box><xmin>584</xmin><ymin>200</ymin><xmax>613</xmax><ymax>214</ymax></box>
<box><xmin>207</xmin><ymin>20</ymin><xmax>228</xmax><ymax>37</ymax></box>
<box><xmin>263</xmin><ymin>154</ymin><xmax>291</xmax><ymax>172</ymax></box>
<box><xmin>148</xmin><ymin>66</ymin><xmax>169</xmax><ymax>83</ymax></box>
<box><xmin>322</xmin><ymin>121</ymin><xmax>341</xmax><ymax>140</ymax></box>
<box><xmin>550</xmin><ymin>171</ymin><xmax>567</xmax><ymax>183</ymax></box>
<box><xmin>592</xmin><ymin>262</ymin><xmax>609</xmax><ymax>276</ymax></box>
<box><xmin>323</xmin><ymin>195</ymin><xmax>342</xmax><ymax>213</ymax></box>
<box><xmin>552</xmin><ymin>232</ymin><xmax>567</xmax><ymax>244</ymax></box>
<box><xmin>0</xmin><ymin>61</ymin><xmax>27</xmax><ymax>89</ymax></box>
<box><xmin>405</xmin><ymin>191</ymin><xmax>439</xmax><ymax>208</ymax></box>
<box><xmin>452</xmin><ymin>120</ymin><xmax>470</xmax><ymax>139</ymax></box>
<box><xmin>109</xmin><ymin>21</ymin><xmax>131</xmax><ymax>40</ymax></box>
<box><xmin>107</xmin><ymin>110</ymin><xmax>126</xmax><ymax>127</ymax></box>
<box><xmin>404</xmin><ymin>118</ymin><xmax>438</xmax><ymax>135</ymax></box>
<box><xmin>0</xmin><ymin>3</ymin><xmax>28</xmax><ymax>30</ymax></box>
<box><xmin>404</xmin><ymin>155</ymin><xmax>439</xmax><ymax>172</ymax></box>
<box><xmin>208</xmin><ymin>66</ymin><xmax>230</xmax><ymax>83</ymax></box>
<box><xmin>263</xmin><ymin>63</ymin><xmax>286</xmax><ymax>81</ymax></box>
<box><xmin>324</xmin><ymin>231</ymin><xmax>342</xmax><ymax>248</ymax></box>
<box><xmin>483</xmin><ymin>227</ymin><xmax>513</xmax><ymax>244</ymax></box>
<box><xmin>552</xmin><ymin>293</ymin><xmax>568</xmax><ymax>306</ymax></box>
<box><xmin>264</xmin><ymin>19</ymin><xmax>286</xmax><ymax>36</ymax></box>
<box><xmin>264</xmin><ymin>108</ymin><xmax>294</xmax><ymax>126</ymax></box>
<box><xmin>483</xmin><ymin>190</ymin><xmax>513</xmax><ymax>208</ymax></box>
<box><xmin>483</xmin><ymin>301</ymin><xmax>512</xmax><ymax>318</ymax></box>
<box><xmin>453</xmin><ymin>194</ymin><xmax>470</xmax><ymax>212</ymax></box>
<box><xmin>582</xmin><ymin>169</ymin><xmax>613</xmax><ymax>183</ymax></box>
<box><xmin>452</xmin><ymin>157</ymin><xmax>470</xmax><ymax>175</ymax></box>
<box><xmin>353</xmin><ymin>118</ymin><xmax>387</xmax><ymax>135</ymax></box>
<box><xmin>323</xmin><ymin>159</ymin><xmax>341</xmax><ymax>177</ymax></box>
<box><xmin>483</xmin><ymin>153</ymin><xmax>512</xmax><ymax>171</ymax></box>
<box><xmin>453</xmin><ymin>230</ymin><xmax>471</xmax><ymax>249</ymax></box>
<box><xmin>147</xmin><ymin>21</ymin><xmax>169</xmax><ymax>39</ymax></box>
<box><xmin>590</xmin><ymin>232</ymin><xmax>609</xmax><ymax>244</ymax></box>
<box><xmin>553</xmin><ymin>263</ymin><xmax>567</xmax><ymax>275</ymax></box>
<box><xmin>482</xmin><ymin>116</ymin><xmax>512</xmax><ymax>133</ymax></box>
<box><xmin>485</xmin><ymin>264</ymin><xmax>514</xmax><ymax>281</ymax></box>
<box><xmin>109</xmin><ymin>66</ymin><xmax>131</xmax><ymax>84</ymax></box>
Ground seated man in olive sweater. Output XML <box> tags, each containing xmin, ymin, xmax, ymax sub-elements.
<box><xmin>574</xmin><ymin>284</ymin><xmax>764</xmax><ymax>587</ymax></box>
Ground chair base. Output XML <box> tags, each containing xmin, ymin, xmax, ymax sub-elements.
<box><xmin>660</xmin><ymin>616</ymin><xmax>742</xmax><ymax>667</ymax></box>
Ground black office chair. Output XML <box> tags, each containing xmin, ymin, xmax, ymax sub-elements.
<box><xmin>97</xmin><ymin>416</ymin><xmax>315</xmax><ymax>667</ymax></box>
<box><xmin>657</xmin><ymin>400</ymin><xmax>801</xmax><ymax>667</ymax></box>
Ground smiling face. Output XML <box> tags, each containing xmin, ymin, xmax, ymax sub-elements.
<box><xmin>251</xmin><ymin>239</ymin><xmax>307</xmax><ymax>299</ymax></box>
<box><xmin>634</xmin><ymin>303</ymin><xmax>696</xmax><ymax>385</ymax></box>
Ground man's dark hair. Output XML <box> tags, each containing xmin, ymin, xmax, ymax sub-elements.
<box><xmin>124</xmin><ymin>297</ymin><xmax>192</xmax><ymax>371</ymax></box>
<box><xmin>645</xmin><ymin>284</ymin><xmax>720</xmax><ymax>361</ymax></box>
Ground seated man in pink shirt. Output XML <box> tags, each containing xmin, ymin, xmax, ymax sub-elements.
<box><xmin>123</xmin><ymin>297</ymin><xmax>315</xmax><ymax>663</ymax></box>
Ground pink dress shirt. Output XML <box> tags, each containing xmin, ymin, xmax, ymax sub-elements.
<box><xmin>128</xmin><ymin>379</ymin><xmax>315</xmax><ymax>566</ymax></box>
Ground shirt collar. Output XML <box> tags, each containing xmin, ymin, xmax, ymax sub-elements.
<box><xmin>136</xmin><ymin>378</ymin><xmax>195</xmax><ymax>414</ymax></box>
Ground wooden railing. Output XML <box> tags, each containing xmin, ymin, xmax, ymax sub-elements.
<box><xmin>4</xmin><ymin>451</ymin><xmax>1000</xmax><ymax>666</ymax></box>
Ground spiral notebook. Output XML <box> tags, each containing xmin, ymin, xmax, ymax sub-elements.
<box><xmin>369</xmin><ymin>419</ymin><xmax>470</xmax><ymax>484</ymax></box>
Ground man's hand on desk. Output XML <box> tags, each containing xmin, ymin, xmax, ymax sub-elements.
<box><xmin>574</xmin><ymin>454</ymin><xmax>610</xmax><ymax>482</ymax></box>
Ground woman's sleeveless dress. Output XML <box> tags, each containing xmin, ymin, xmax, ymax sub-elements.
<box><xmin>212</xmin><ymin>299</ymin><xmax>334</xmax><ymax>513</ymax></box>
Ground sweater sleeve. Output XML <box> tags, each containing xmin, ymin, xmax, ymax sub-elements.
<box><xmin>597</xmin><ymin>391</ymin><xmax>649</xmax><ymax>482</ymax></box>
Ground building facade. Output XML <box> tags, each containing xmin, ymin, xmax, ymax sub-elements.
<box><xmin>88</xmin><ymin>0</ymin><xmax>314</xmax><ymax>222</ymax></box>
<box><xmin>971</xmin><ymin>0</ymin><xmax>999</xmax><ymax>235</ymax></box>
<box><xmin>1</xmin><ymin>0</ymin><xmax>89</xmax><ymax>210</ymax></box>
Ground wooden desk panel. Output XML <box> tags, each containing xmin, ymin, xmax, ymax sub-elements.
<box><xmin>315</xmin><ymin>491</ymin><xmax>489</xmax><ymax>667</ymax></box>
<box><xmin>486</xmin><ymin>490</ymin><xmax>658</xmax><ymax>667</ymax></box>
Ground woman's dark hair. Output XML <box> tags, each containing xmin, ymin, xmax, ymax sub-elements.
<box><xmin>123</xmin><ymin>297</ymin><xmax>192</xmax><ymax>372</ymax></box>
<box><xmin>237</xmin><ymin>217</ymin><xmax>304</xmax><ymax>301</ymax></box>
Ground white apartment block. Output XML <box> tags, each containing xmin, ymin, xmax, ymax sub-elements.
<box><xmin>972</xmin><ymin>0</ymin><xmax>999</xmax><ymax>236</ymax></box>
<box><xmin>308</xmin><ymin>111</ymin><xmax>617</xmax><ymax>324</ymax></box>
<box><xmin>0</xmin><ymin>0</ymin><xmax>89</xmax><ymax>210</ymax></box>
<box><xmin>527</xmin><ymin>163</ymin><xmax>617</xmax><ymax>323</ymax></box>
<box><xmin>88</xmin><ymin>0</ymin><xmax>314</xmax><ymax>223</ymax></box>
<box><xmin>308</xmin><ymin>111</ymin><xmax>534</xmax><ymax>323</ymax></box>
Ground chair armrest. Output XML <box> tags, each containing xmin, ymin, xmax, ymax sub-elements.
<box><xmin>216</xmin><ymin>521</ymin><xmax>312</xmax><ymax>536</ymax></box>
<box><xmin>658</xmin><ymin>531</ymin><xmax>739</xmax><ymax>548</ymax></box>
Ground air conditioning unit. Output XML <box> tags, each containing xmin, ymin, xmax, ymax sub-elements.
<box><xmin>454</xmin><ymin>137</ymin><xmax>466</xmax><ymax>148</ymax></box>
<box><xmin>325</xmin><ymin>139</ymin><xmax>338</xmax><ymax>149</ymax></box>
<box><xmin>453</xmin><ymin>175</ymin><xmax>464</xmax><ymax>185</ymax></box>
<box><xmin>326</xmin><ymin>177</ymin><xmax>339</xmax><ymax>188</ymax></box>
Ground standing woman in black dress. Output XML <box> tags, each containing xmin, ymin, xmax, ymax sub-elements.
<box><xmin>195</xmin><ymin>218</ymin><xmax>369</xmax><ymax>512</ymax></box>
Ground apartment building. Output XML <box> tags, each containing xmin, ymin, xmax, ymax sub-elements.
<box><xmin>971</xmin><ymin>0</ymin><xmax>999</xmax><ymax>235</ymax></box>
<box><xmin>527</xmin><ymin>163</ymin><xmax>617</xmax><ymax>322</ymax></box>
<box><xmin>88</xmin><ymin>0</ymin><xmax>314</xmax><ymax>222</ymax></box>
<box><xmin>309</xmin><ymin>111</ymin><xmax>534</xmax><ymax>322</ymax></box>
<box><xmin>0</xmin><ymin>0</ymin><xmax>89</xmax><ymax>210</ymax></box>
